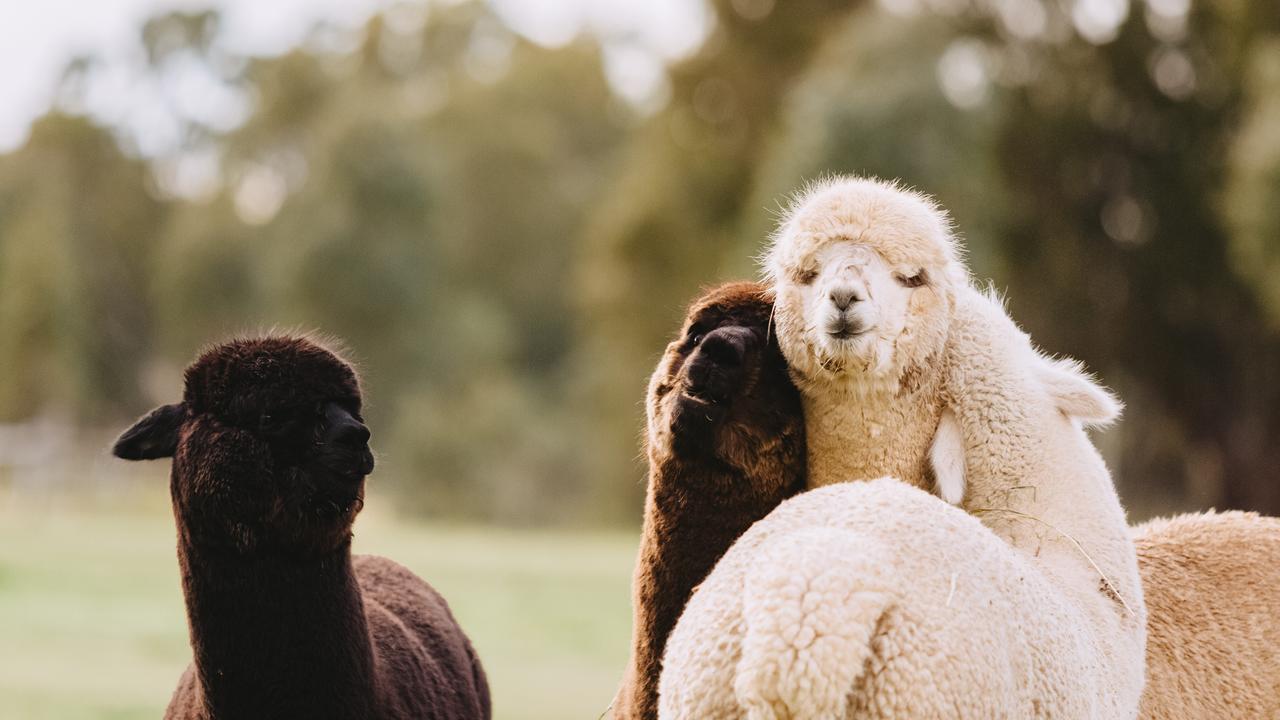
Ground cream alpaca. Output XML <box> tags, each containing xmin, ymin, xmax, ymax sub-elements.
<box><xmin>1133</xmin><ymin>510</ymin><xmax>1280</xmax><ymax>719</ymax></box>
<box><xmin>660</xmin><ymin>480</ymin><xmax>1122</xmax><ymax>718</ymax></box>
<box><xmin>758</xmin><ymin>176</ymin><xmax>1145</xmax><ymax>715</ymax></box>
<box><xmin>659</xmin><ymin>483</ymin><xmax>1280</xmax><ymax>719</ymax></box>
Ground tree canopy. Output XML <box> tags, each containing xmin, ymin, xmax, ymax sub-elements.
<box><xmin>2</xmin><ymin>0</ymin><xmax>1278</xmax><ymax>523</ymax></box>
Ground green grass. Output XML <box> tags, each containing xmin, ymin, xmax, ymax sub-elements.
<box><xmin>0</xmin><ymin>490</ymin><xmax>638</xmax><ymax>720</ymax></box>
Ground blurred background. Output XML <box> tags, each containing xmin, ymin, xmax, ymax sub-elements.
<box><xmin>1</xmin><ymin>0</ymin><xmax>1278</xmax><ymax>717</ymax></box>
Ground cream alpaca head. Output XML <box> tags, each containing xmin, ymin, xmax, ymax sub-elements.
<box><xmin>765</xmin><ymin>176</ymin><xmax>967</xmax><ymax>393</ymax></box>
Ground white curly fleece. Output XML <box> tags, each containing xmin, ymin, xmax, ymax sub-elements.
<box><xmin>660</xmin><ymin>480</ymin><xmax>1128</xmax><ymax>719</ymax></box>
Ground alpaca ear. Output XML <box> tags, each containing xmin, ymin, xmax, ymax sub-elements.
<box><xmin>113</xmin><ymin>403</ymin><xmax>185</xmax><ymax>460</ymax></box>
<box><xmin>929</xmin><ymin>407</ymin><xmax>965</xmax><ymax>505</ymax></box>
<box><xmin>1035</xmin><ymin>357</ymin><xmax>1122</xmax><ymax>428</ymax></box>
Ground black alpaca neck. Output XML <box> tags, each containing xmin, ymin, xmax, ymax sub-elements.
<box><xmin>621</xmin><ymin>456</ymin><xmax>802</xmax><ymax>720</ymax></box>
<box><xmin>177</xmin><ymin>531</ymin><xmax>377</xmax><ymax>719</ymax></box>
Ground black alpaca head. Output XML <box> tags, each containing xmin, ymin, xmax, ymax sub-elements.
<box><xmin>113</xmin><ymin>336</ymin><xmax>375</xmax><ymax>555</ymax></box>
<box><xmin>650</xmin><ymin>281</ymin><xmax>804</xmax><ymax>478</ymax></box>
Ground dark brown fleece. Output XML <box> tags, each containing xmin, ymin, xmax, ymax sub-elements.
<box><xmin>113</xmin><ymin>336</ymin><xmax>490</xmax><ymax>720</ymax></box>
<box><xmin>614</xmin><ymin>282</ymin><xmax>807</xmax><ymax>720</ymax></box>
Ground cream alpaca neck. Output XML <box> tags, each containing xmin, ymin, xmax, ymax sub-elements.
<box><xmin>801</xmin><ymin>376</ymin><xmax>944</xmax><ymax>491</ymax></box>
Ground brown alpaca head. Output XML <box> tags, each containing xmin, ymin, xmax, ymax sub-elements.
<box><xmin>648</xmin><ymin>282</ymin><xmax>804</xmax><ymax>491</ymax></box>
<box><xmin>113</xmin><ymin>336</ymin><xmax>374</xmax><ymax>555</ymax></box>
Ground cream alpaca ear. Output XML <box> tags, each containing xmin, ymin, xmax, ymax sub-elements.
<box><xmin>930</xmin><ymin>408</ymin><xmax>965</xmax><ymax>505</ymax></box>
<box><xmin>1036</xmin><ymin>357</ymin><xmax>1122</xmax><ymax>427</ymax></box>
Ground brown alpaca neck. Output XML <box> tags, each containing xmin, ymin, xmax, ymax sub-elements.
<box><xmin>618</xmin><ymin>456</ymin><xmax>791</xmax><ymax>720</ymax></box>
<box><xmin>176</xmin><ymin>530</ymin><xmax>378</xmax><ymax>719</ymax></box>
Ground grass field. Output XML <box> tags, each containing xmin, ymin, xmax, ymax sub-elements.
<box><xmin>0</xmin><ymin>487</ymin><xmax>639</xmax><ymax>720</ymax></box>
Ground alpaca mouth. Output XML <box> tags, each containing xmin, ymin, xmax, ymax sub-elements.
<box><xmin>826</xmin><ymin>320</ymin><xmax>868</xmax><ymax>341</ymax></box>
<box><xmin>329</xmin><ymin>447</ymin><xmax>375</xmax><ymax>481</ymax></box>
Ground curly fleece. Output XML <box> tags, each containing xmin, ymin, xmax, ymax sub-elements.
<box><xmin>660</xmin><ymin>480</ymin><xmax>1127</xmax><ymax>719</ymax></box>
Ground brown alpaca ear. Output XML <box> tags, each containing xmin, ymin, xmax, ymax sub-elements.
<box><xmin>113</xmin><ymin>403</ymin><xmax>185</xmax><ymax>460</ymax></box>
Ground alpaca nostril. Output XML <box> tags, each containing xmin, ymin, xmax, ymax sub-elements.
<box><xmin>829</xmin><ymin>288</ymin><xmax>861</xmax><ymax>311</ymax></box>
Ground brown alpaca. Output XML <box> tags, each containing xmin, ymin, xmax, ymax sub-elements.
<box><xmin>113</xmin><ymin>336</ymin><xmax>490</xmax><ymax>720</ymax></box>
<box><xmin>620</xmin><ymin>287</ymin><xmax>1280</xmax><ymax>719</ymax></box>
<box><xmin>613</xmin><ymin>282</ymin><xmax>807</xmax><ymax>720</ymax></box>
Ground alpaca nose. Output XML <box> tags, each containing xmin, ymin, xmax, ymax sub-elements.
<box><xmin>698</xmin><ymin>329</ymin><xmax>746</xmax><ymax>366</ymax></box>
<box><xmin>333</xmin><ymin>422</ymin><xmax>370</xmax><ymax>447</ymax></box>
<box><xmin>829</xmin><ymin>287</ymin><xmax>863</xmax><ymax>311</ymax></box>
<box><xmin>324</xmin><ymin>403</ymin><xmax>371</xmax><ymax>447</ymax></box>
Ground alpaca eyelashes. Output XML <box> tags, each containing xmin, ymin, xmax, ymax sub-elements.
<box><xmin>685</xmin><ymin>324</ymin><xmax>708</xmax><ymax>348</ymax></box>
<box><xmin>794</xmin><ymin>268</ymin><xmax>818</xmax><ymax>285</ymax></box>
<box><xmin>896</xmin><ymin>270</ymin><xmax>928</xmax><ymax>288</ymax></box>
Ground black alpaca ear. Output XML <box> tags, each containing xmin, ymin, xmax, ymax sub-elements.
<box><xmin>113</xmin><ymin>403</ymin><xmax>185</xmax><ymax>460</ymax></box>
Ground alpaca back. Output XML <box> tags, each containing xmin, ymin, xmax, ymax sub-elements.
<box><xmin>660</xmin><ymin>481</ymin><xmax>1110</xmax><ymax>719</ymax></box>
<box><xmin>354</xmin><ymin>556</ymin><xmax>492</xmax><ymax>720</ymax></box>
<box><xmin>1136</xmin><ymin>511</ymin><xmax>1280</xmax><ymax>720</ymax></box>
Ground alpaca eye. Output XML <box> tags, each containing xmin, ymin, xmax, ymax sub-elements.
<box><xmin>795</xmin><ymin>268</ymin><xmax>818</xmax><ymax>285</ymax></box>
<box><xmin>686</xmin><ymin>323</ymin><xmax>707</xmax><ymax>347</ymax></box>
<box><xmin>897</xmin><ymin>271</ymin><xmax>927</xmax><ymax>288</ymax></box>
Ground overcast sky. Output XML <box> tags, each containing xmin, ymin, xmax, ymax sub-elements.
<box><xmin>0</xmin><ymin>0</ymin><xmax>708</xmax><ymax>152</ymax></box>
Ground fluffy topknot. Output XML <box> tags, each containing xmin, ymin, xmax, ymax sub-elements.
<box><xmin>182</xmin><ymin>336</ymin><xmax>362</xmax><ymax>422</ymax></box>
<box><xmin>764</xmin><ymin>175</ymin><xmax>967</xmax><ymax>287</ymax></box>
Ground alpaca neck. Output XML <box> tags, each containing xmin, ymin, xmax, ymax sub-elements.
<box><xmin>802</xmin><ymin>380</ymin><xmax>943</xmax><ymax>490</ymax></box>
<box><xmin>177</xmin><ymin>531</ymin><xmax>378</xmax><ymax>719</ymax></box>
<box><xmin>618</xmin><ymin>457</ymin><xmax>784</xmax><ymax>719</ymax></box>
<box><xmin>944</xmin><ymin>288</ymin><xmax>1142</xmax><ymax>621</ymax></box>
<box><xmin>961</xmin><ymin>415</ymin><xmax>1141</xmax><ymax>618</ymax></box>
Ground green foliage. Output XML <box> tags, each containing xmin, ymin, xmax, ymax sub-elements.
<box><xmin>1226</xmin><ymin>38</ymin><xmax>1280</xmax><ymax>329</ymax></box>
<box><xmin>3</xmin><ymin>0</ymin><xmax>1280</xmax><ymax>522</ymax></box>
<box><xmin>0</xmin><ymin>115</ymin><xmax>166</xmax><ymax>420</ymax></box>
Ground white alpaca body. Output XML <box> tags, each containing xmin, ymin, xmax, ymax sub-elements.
<box><xmin>937</xmin><ymin>286</ymin><xmax>1144</xmax><ymax>697</ymax></box>
<box><xmin>660</xmin><ymin>480</ymin><xmax>1112</xmax><ymax>719</ymax></box>
<box><xmin>660</xmin><ymin>176</ymin><xmax>1146</xmax><ymax>717</ymax></box>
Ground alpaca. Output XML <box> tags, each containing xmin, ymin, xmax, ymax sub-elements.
<box><xmin>112</xmin><ymin>336</ymin><xmax>491</xmax><ymax>720</ymax></box>
<box><xmin>654</xmin><ymin>494</ymin><xmax>1280</xmax><ymax>719</ymax></box>
<box><xmin>761</xmin><ymin>175</ymin><xmax>1145</xmax><ymax>714</ymax></box>
<box><xmin>661</xmin><ymin>479</ymin><xmax>1121</xmax><ymax>718</ymax></box>
<box><xmin>1134</xmin><ymin>510</ymin><xmax>1280</xmax><ymax>719</ymax></box>
<box><xmin>640</xmin><ymin>291</ymin><xmax>1280</xmax><ymax>719</ymax></box>
<box><xmin>654</xmin><ymin>485</ymin><xmax>1280</xmax><ymax>719</ymax></box>
<box><xmin>612</xmin><ymin>282</ymin><xmax>807</xmax><ymax>720</ymax></box>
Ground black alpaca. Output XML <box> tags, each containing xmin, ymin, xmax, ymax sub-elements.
<box><xmin>614</xmin><ymin>283</ymin><xmax>807</xmax><ymax>719</ymax></box>
<box><xmin>114</xmin><ymin>336</ymin><xmax>490</xmax><ymax>720</ymax></box>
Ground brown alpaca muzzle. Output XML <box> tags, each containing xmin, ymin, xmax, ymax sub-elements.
<box><xmin>321</xmin><ymin>403</ymin><xmax>375</xmax><ymax>479</ymax></box>
<box><xmin>683</xmin><ymin>326</ymin><xmax>759</xmax><ymax>405</ymax></box>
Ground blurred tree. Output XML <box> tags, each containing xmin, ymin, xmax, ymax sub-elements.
<box><xmin>0</xmin><ymin>115</ymin><xmax>167</xmax><ymax>420</ymax></box>
<box><xmin>982</xmin><ymin>1</ymin><xmax>1280</xmax><ymax>514</ymax></box>
<box><xmin>574</xmin><ymin>0</ymin><xmax>866</xmax><ymax>522</ymax></box>
<box><xmin>6</xmin><ymin>0</ymin><xmax>1280</xmax><ymax>524</ymax></box>
<box><xmin>1225</xmin><ymin>38</ymin><xmax>1280</xmax><ymax>328</ymax></box>
<box><xmin>139</xmin><ymin>4</ymin><xmax>627</xmax><ymax>522</ymax></box>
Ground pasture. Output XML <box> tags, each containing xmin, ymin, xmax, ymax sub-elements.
<box><xmin>0</xmin><ymin>486</ymin><xmax>637</xmax><ymax>720</ymax></box>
